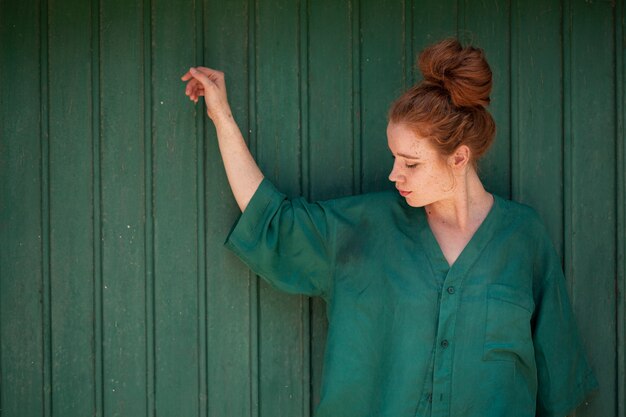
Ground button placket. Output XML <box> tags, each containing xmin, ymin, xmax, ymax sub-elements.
<box><xmin>431</xmin><ymin>272</ymin><xmax>463</xmax><ymax>417</ymax></box>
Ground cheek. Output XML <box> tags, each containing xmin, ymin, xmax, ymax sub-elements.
<box><xmin>413</xmin><ymin>166</ymin><xmax>449</xmax><ymax>189</ymax></box>
<box><xmin>419</xmin><ymin>166</ymin><xmax>439</xmax><ymax>182</ymax></box>
<box><xmin>430</xmin><ymin>167</ymin><xmax>453</xmax><ymax>190</ymax></box>
<box><xmin>431</xmin><ymin>171</ymin><xmax>446</xmax><ymax>185</ymax></box>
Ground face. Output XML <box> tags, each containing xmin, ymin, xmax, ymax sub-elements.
<box><xmin>387</xmin><ymin>122</ymin><xmax>455</xmax><ymax>207</ymax></box>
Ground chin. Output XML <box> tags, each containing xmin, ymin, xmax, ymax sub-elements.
<box><xmin>405</xmin><ymin>197</ymin><xmax>426</xmax><ymax>208</ymax></box>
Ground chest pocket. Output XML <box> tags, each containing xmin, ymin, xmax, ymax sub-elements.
<box><xmin>483</xmin><ymin>284</ymin><xmax>535</xmax><ymax>365</ymax></box>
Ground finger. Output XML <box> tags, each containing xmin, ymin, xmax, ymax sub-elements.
<box><xmin>180</xmin><ymin>67</ymin><xmax>204</xmax><ymax>81</ymax></box>
<box><xmin>189</xmin><ymin>68</ymin><xmax>215</xmax><ymax>91</ymax></box>
<box><xmin>194</xmin><ymin>66</ymin><xmax>219</xmax><ymax>76</ymax></box>
<box><xmin>193</xmin><ymin>67</ymin><xmax>225</xmax><ymax>84</ymax></box>
<box><xmin>190</xmin><ymin>83</ymin><xmax>205</xmax><ymax>99</ymax></box>
<box><xmin>185</xmin><ymin>80</ymin><xmax>198</xmax><ymax>95</ymax></box>
<box><xmin>185</xmin><ymin>79</ymin><xmax>205</xmax><ymax>100</ymax></box>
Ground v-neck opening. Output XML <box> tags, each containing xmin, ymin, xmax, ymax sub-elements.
<box><xmin>419</xmin><ymin>193</ymin><xmax>501</xmax><ymax>275</ymax></box>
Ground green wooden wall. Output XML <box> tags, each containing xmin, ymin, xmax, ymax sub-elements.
<box><xmin>0</xmin><ymin>0</ymin><xmax>624</xmax><ymax>416</ymax></box>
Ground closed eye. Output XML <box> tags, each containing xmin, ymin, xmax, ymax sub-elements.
<box><xmin>390</xmin><ymin>154</ymin><xmax>419</xmax><ymax>168</ymax></box>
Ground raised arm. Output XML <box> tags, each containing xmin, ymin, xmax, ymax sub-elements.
<box><xmin>181</xmin><ymin>67</ymin><xmax>263</xmax><ymax>212</ymax></box>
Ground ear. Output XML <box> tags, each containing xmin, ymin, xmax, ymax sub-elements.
<box><xmin>448</xmin><ymin>145</ymin><xmax>471</xmax><ymax>170</ymax></box>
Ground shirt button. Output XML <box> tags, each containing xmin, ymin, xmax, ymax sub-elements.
<box><xmin>441</xmin><ymin>339</ymin><xmax>449</xmax><ymax>348</ymax></box>
<box><xmin>447</xmin><ymin>286</ymin><xmax>455</xmax><ymax>294</ymax></box>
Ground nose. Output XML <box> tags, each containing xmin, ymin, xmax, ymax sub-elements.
<box><xmin>388</xmin><ymin>161</ymin><xmax>403</xmax><ymax>183</ymax></box>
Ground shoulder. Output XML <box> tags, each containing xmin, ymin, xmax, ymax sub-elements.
<box><xmin>325</xmin><ymin>188</ymin><xmax>402</xmax><ymax>212</ymax></box>
<box><xmin>493</xmin><ymin>194</ymin><xmax>563</xmax><ymax>284</ymax></box>
<box><xmin>314</xmin><ymin>189</ymin><xmax>404</xmax><ymax>228</ymax></box>
<box><xmin>326</xmin><ymin>189</ymin><xmax>399</xmax><ymax>208</ymax></box>
<box><xmin>494</xmin><ymin>194</ymin><xmax>551</xmax><ymax>242</ymax></box>
<box><xmin>491</xmin><ymin>194</ymin><xmax>558</xmax><ymax>265</ymax></box>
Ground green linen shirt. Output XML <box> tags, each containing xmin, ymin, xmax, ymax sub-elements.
<box><xmin>225</xmin><ymin>178</ymin><xmax>599</xmax><ymax>417</ymax></box>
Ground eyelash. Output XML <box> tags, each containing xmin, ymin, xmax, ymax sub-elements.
<box><xmin>391</xmin><ymin>155</ymin><xmax>419</xmax><ymax>169</ymax></box>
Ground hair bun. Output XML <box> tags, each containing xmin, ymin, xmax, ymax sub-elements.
<box><xmin>418</xmin><ymin>38</ymin><xmax>492</xmax><ymax>108</ymax></box>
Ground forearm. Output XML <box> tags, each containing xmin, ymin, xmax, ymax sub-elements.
<box><xmin>213</xmin><ymin>112</ymin><xmax>264</xmax><ymax>212</ymax></box>
<box><xmin>182</xmin><ymin>66</ymin><xmax>264</xmax><ymax>210</ymax></box>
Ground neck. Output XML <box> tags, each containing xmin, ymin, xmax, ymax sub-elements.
<box><xmin>424</xmin><ymin>168</ymin><xmax>493</xmax><ymax>232</ymax></box>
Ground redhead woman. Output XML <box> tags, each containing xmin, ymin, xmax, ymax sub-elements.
<box><xmin>181</xmin><ymin>38</ymin><xmax>598</xmax><ymax>417</ymax></box>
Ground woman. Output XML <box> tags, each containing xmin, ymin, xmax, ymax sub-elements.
<box><xmin>182</xmin><ymin>38</ymin><xmax>598</xmax><ymax>417</ymax></box>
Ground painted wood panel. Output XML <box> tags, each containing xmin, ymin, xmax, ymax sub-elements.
<box><xmin>0</xmin><ymin>1</ymin><xmax>45</xmax><ymax>416</ymax></box>
<box><xmin>203</xmin><ymin>0</ymin><xmax>255</xmax><ymax>415</ymax></box>
<box><xmin>153</xmin><ymin>0</ymin><xmax>200</xmax><ymax>415</ymax></box>
<box><xmin>617</xmin><ymin>2</ymin><xmax>626</xmax><ymax>417</ymax></box>
<box><xmin>47</xmin><ymin>0</ymin><xmax>95</xmax><ymax>415</ymax></box>
<box><xmin>99</xmin><ymin>1</ymin><xmax>148</xmax><ymax>415</ymax></box>
<box><xmin>0</xmin><ymin>1</ymin><xmax>623</xmax><ymax>416</ymax></box>
<box><xmin>512</xmin><ymin>0</ymin><xmax>563</xmax><ymax>255</ymax></box>
<box><xmin>566</xmin><ymin>2</ymin><xmax>617</xmax><ymax>416</ymax></box>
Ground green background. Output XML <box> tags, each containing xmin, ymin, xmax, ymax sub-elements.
<box><xmin>1</xmin><ymin>0</ymin><xmax>624</xmax><ymax>416</ymax></box>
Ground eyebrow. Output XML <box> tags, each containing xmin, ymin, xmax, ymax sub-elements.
<box><xmin>395</xmin><ymin>152</ymin><xmax>421</xmax><ymax>160</ymax></box>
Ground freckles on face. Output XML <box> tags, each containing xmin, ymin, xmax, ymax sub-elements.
<box><xmin>386</xmin><ymin>122</ymin><xmax>452</xmax><ymax>205</ymax></box>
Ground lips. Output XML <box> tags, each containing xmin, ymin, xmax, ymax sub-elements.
<box><xmin>398</xmin><ymin>190</ymin><xmax>412</xmax><ymax>197</ymax></box>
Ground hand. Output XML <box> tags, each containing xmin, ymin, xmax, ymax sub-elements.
<box><xmin>181</xmin><ymin>66</ymin><xmax>232</xmax><ymax>121</ymax></box>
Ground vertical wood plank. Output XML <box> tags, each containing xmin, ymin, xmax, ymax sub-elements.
<box><xmin>92</xmin><ymin>0</ymin><xmax>104</xmax><ymax>412</ymax></box>
<box><xmin>99</xmin><ymin>0</ymin><xmax>147</xmax><ymax>415</ymax></box>
<box><xmin>41</xmin><ymin>1</ymin><xmax>53</xmax><ymax>416</ymax></box>
<box><xmin>511</xmin><ymin>0</ymin><xmax>564</xmax><ymax>256</ymax></box>
<box><xmin>194</xmin><ymin>2</ymin><xmax>208</xmax><ymax>416</ymax></box>
<box><xmin>308</xmin><ymin>0</ymin><xmax>353</xmax><ymax>201</ymax></box>
<box><xmin>248</xmin><ymin>1</ymin><xmax>260</xmax><ymax>414</ymax></box>
<box><xmin>412</xmin><ymin>0</ymin><xmax>457</xmax><ymax>75</ymax></box>
<box><xmin>151</xmin><ymin>0</ymin><xmax>200</xmax><ymax>415</ymax></box>
<box><xmin>618</xmin><ymin>0</ymin><xmax>626</xmax><ymax>415</ymax></box>
<box><xmin>143</xmin><ymin>1</ymin><xmax>156</xmax><ymax>414</ymax></box>
<box><xmin>360</xmin><ymin>0</ymin><xmax>405</xmax><ymax>193</ymax></box>
<box><xmin>307</xmin><ymin>0</ymin><xmax>353</xmax><ymax>410</ymax></box>
<box><xmin>461</xmin><ymin>0</ymin><xmax>511</xmax><ymax>198</ymax></box>
<box><xmin>566</xmin><ymin>1</ymin><xmax>616</xmax><ymax>416</ymax></box>
<box><xmin>203</xmin><ymin>0</ymin><xmax>254</xmax><ymax>415</ymax></box>
<box><xmin>47</xmin><ymin>0</ymin><xmax>96</xmax><ymax>415</ymax></box>
<box><xmin>351</xmin><ymin>0</ymin><xmax>362</xmax><ymax>194</ymax></box>
<box><xmin>0</xmin><ymin>0</ymin><xmax>45</xmax><ymax>415</ymax></box>
<box><xmin>255</xmin><ymin>0</ymin><xmax>306</xmax><ymax>415</ymax></box>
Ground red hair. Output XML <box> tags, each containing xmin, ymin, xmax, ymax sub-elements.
<box><xmin>388</xmin><ymin>38</ymin><xmax>496</xmax><ymax>169</ymax></box>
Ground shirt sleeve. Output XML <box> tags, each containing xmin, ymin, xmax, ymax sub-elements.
<box><xmin>532</xmin><ymin>241</ymin><xmax>599</xmax><ymax>417</ymax></box>
<box><xmin>224</xmin><ymin>178</ymin><xmax>335</xmax><ymax>299</ymax></box>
